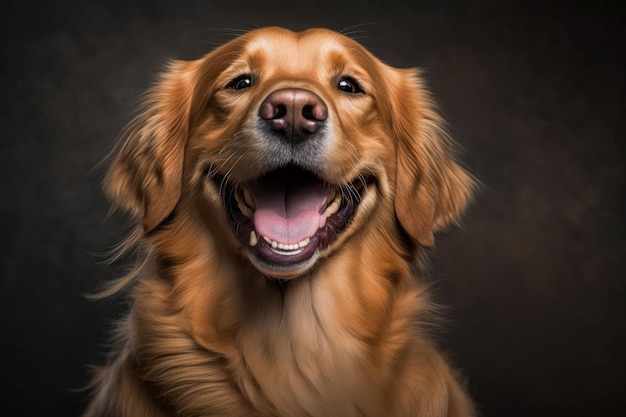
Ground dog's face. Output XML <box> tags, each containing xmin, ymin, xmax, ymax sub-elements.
<box><xmin>106</xmin><ymin>27</ymin><xmax>474</xmax><ymax>280</ymax></box>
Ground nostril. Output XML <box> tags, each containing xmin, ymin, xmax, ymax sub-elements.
<box><xmin>302</xmin><ymin>103</ymin><xmax>327</xmax><ymax>122</ymax></box>
<box><xmin>302</xmin><ymin>105</ymin><xmax>313</xmax><ymax>121</ymax></box>
<box><xmin>275</xmin><ymin>104</ymin><xmax>287</xmax><ymax>119</ymax></box>
<box><xmin>260</xmin><ymin>102</ymin><xmax>288</xmax><ymax>121</ymax></box>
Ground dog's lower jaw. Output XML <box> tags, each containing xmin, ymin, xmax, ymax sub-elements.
<box><xmin>247</xmin><ymin>249</ymin><xmax>320</xmax><ymax>279</ymax></box>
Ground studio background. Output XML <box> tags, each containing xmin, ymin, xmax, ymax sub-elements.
<box><xmin>2</xmin><ymin>1</ymin><xmax>624</xmax><ymax>416</ymax></box>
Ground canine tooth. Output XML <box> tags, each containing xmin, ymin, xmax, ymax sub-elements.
<box><xmin>243</xmin><ymin>189</ymin><xmax>256</xmax><ymax>210</ymax></box>
<box><xmin>334</xmin><ymin>191</ymin><xmax>342</xmax><ymax>205</ymax></box>
<box><xmin>324</xmin><ymin>192</ymin><xmax>342</xmax><ymax>217</ymax></box>
<box><xmin>249</xmin><ymin>230</ymin><xmax>258</xmax><ymax>247</ymax></box>
<box><xmin>237</xmin><ymin>202</ymin><xmax>254</xmax><ymax>218</ymax></box>
<box><xmin>234</xmin><ymin>190</ymin><xmax>254</xmax><ymax>217</ymax></box>
<box><xmin>298</xmin><ymin>238</ymin><xmax>310</xmax><ymax>248</ymax></box>
<box><xmin>325</xmin><ymin>201</ymin><xmax>339</xmax><ymax>216</ymax></box>
<box><xmin>271</xmin><ymin>240</ymin><xmax>278</xmax><ymax>249</ymax></box>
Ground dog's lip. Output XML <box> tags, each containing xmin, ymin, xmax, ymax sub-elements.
<box><xmin>212</xmin><ymin>165</ymin><xmax>374</xmax><ymax>279</ymax></box>
<box><xmin>247</xmin><ymin>236</ymin><xmax>321</xmax><ymax>279</ymax></box>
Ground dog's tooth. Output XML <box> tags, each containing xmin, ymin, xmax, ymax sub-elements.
<box><xmin>324</xmin><ymin>192</ymin><xmax>342</xmax><ymax>217</ymax></box>
<box><xmin>243</xmin><ymin>189</ymin><xmax>256</xmax><ymax>210</ymax></box>
<box><xmin>249</xmin><ymin>230</ymin><xmax>258</xmax><ymax>247</ymax></box>
<box><xmin>325</xmin><ymin>201</ymin><xmax>339</xmax><ymax>216</ymax></box>
<box><xmin>263</xmin><ymin>237</ymin><xmax>309</xmax><ymax>251</ymax></box>
<box><xmin>334</xmin><ymin>191</ymin><xmax>342</xmax><ymax>206</ymax></box>
<box><xmin>237</xmin><ymin>202</ymin><xmax>254</xmax><ymax>218</ymax></box>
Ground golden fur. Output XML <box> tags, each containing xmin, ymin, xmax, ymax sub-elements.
<box><xmin>83</xmin><ymin>27</ymin><xmax>477</xmax><ymax>417</ymax></box>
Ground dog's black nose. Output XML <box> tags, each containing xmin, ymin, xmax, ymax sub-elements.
<box><xmin>259</xmin><ymin>88</ymin><xmax>328</xmax><ymax>144</ymax></box>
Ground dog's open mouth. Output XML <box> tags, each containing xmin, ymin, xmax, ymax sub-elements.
<box><xmin>213</xmin><ymin>165</ymin><xmax>373</xmax><ymax>278</ymax></box>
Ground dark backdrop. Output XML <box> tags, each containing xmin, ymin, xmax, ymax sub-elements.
<box><xmin>2</xmin><ymin>1</ymin><xmax>624</xmax><ymax>416</ymax></box>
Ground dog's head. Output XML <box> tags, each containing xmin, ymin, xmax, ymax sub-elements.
<box><xmin>105</xmin><ymin>27</ymin><xmax>475</xmax><ymax>280</ymax></box>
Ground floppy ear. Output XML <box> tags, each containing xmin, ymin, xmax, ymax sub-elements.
<box><xmin>387</xmin><ymin>69</ymin><xmax>476</xmax><ymax>247</ymax></box>
<box><xmin>104</xmin><ymin>60</ymin><xmax>199</xmax><ymax>232</ymax></box>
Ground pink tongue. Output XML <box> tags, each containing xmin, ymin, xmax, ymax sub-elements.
<box><xmin>249</xmin><ymin>176</ymin><xmax>333</xmax><ymax>245</ymax></box>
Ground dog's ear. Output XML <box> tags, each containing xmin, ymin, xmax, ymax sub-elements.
<box><xmin>385</xmin><ymin>68</ymin><xmax>476</xmax><ymax>247</ymax></box>
<box><xmin>104</xmin><ymin>60</ymin><xmax>199</xmax><ymax>232</ymax></box>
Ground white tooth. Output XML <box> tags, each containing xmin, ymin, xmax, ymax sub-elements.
<box><xmin>321</xmin><ymin>191</ymin><xmax>342</xmax><ymax>217</ymax></box>
<box><xmin>326</xmin><ymin>201</ymin><xmax>339</xmax><ymax>216</ymax></box>
<box><xmin>249</xmin><ymin>230</ymin><xmax>258</xmax><ymax>247</ymax></box>
<box><xmin>263</xmin><ymin>237</ymin><xmax>307</xmax><ymax>251</ymax></box>
<box><xmin>237</xmin><ymin>202</ymin><xmax>254</xmax><ymax>218</ymax></box>
<box><xmin>243</xmin><ymin>189</ymin><xmax>256</xmax><ymax>210</ymax></box>
<box><xmin>333</xmin><ymin>191</ymin><xmax>342</xmax><ymax>206</ymax></box>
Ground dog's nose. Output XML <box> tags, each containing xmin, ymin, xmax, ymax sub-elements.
<box><xmin>259</xmin><ymin>88</ymin><xmax>328</xmax><ymax>144</ymax></box>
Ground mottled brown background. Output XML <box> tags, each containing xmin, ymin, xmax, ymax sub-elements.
<box><xmin>2</xmin><ymin>0</ymin><xmax>624</xmax><ymax>416</ymax></box>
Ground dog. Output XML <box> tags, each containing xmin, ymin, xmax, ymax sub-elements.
<box><xmin>83</xmin><ymin>27</ymin><xmax>477</xmax><ymax>417</ymax></box>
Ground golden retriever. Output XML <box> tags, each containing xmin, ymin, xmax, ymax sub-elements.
<box><xmin>83</xmin><ymin>27</ymin><xmax>477</xmax><ymax>417</ymax></box>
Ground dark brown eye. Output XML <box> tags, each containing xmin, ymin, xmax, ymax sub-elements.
<box><xmin>337</xmin><ymin>77</ymin><xmax>364</xmax><ymax>94</ymax></box>
<box><xmin>227</xmin><ymin>75</ymin><xmax>253</xmax><ymax>90</ymax></box>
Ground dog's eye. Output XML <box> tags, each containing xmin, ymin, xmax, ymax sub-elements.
<box><xmin>226</xmin><ymin>75</ymin><xmax>254</xmax><ymax>90</ymax></box>
<box><xmin>337</xmin><ymin>77</ymin><xmax>364</xmax><ymax>94</ymax></box>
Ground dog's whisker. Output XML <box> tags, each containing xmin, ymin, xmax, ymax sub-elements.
<box><xmin>219</xmin><ymin>154</ymin><xmax>245</xmax><ymax>197</ymax></box>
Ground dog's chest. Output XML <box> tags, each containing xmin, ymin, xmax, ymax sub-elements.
<box><xmin>231</xmin><ymin>283</ymin><xmax>384</xmax><ymax>417</ymax></box>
